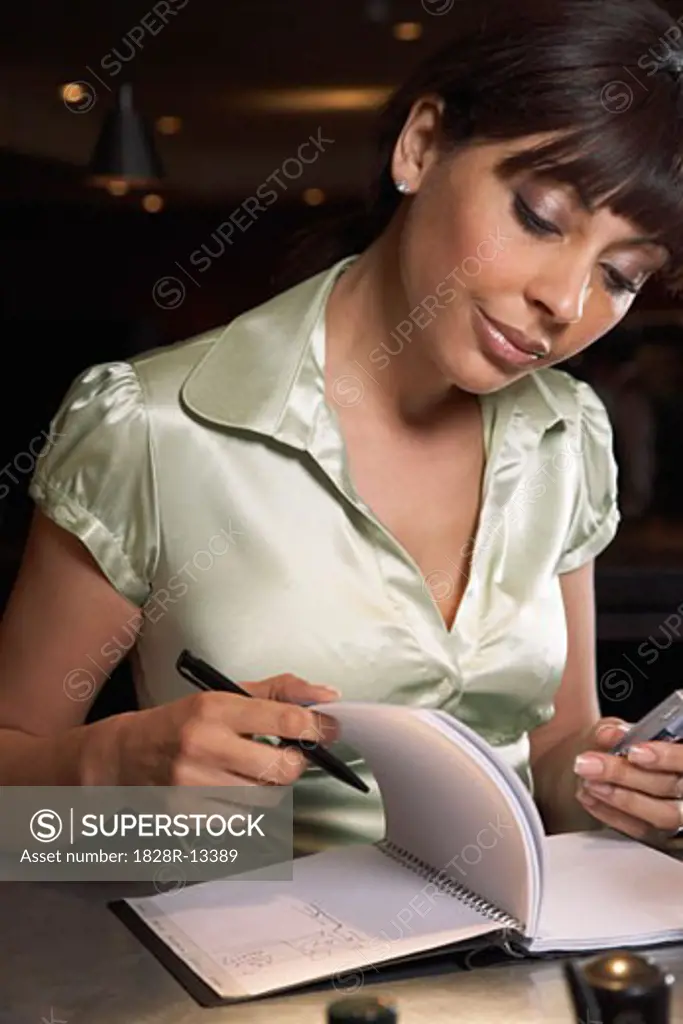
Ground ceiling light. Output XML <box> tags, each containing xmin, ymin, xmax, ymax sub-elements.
<box><xmin>231</xmin><ymin>87</ymin><xmax>393</xmax><ymax>114</ymax></box>
<box><xmin>303</xmin><ymin>188</ymin><xmax>326</xmax><ymax>206</ymax></box>
<box><xmin>393</xmin><ymin>22</ymin><xmax>423</xmax><ymax>41</ymax></box>
<box><xmin>61</xmin><ymin>82</ymin><xmax>86</xmax><ymax>104</ymax></box>
<box><xmin>156</xmin><ymin>115</ymin><xmax>182</xmax><ymax>135</ymax></box>
<box><xmin>106</xmin><ymin>179</ymin><xmax>129</xmax><ymax>197</ymax></box>
<box><xmin>87</xmin><ymin>84</ymin><xmax>164</xmax><ymax>188</ymax></box>
<box><xmin>142</xmin><ymin>193</ymin><xmax>164</xmax><ymax>213</ymax></box>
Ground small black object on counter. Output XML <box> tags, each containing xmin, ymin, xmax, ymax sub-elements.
<box><xmin>326</xmin><ymin>995</ymin><xmax>398</xmax><ymax>1022</ymax></box>
<box><xmin>565</xmin><ymin>950</ymin><xmax>674</xmax><ymax>1024</ymax></box>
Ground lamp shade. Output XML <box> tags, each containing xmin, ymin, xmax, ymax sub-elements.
<box><xmin>87</xmin><ymin>83</ymin><xmax>164</xmax><ymax>186</ymax></box>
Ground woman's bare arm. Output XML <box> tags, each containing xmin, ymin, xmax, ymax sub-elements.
<box><xmin>529</xmin><ymin>561</ymin><xmax>602</xmax><ymax>832</ymax></box>
<box><xmin>0</xmin><ymin>510</ymin><xmax>142</xmax><ymax>783</ymax></box>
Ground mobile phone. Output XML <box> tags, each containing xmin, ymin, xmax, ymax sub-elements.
<box><xmin>610</xmin><ymin>689</ymin><xmax>683</xmax><ymax>755</ymax></box>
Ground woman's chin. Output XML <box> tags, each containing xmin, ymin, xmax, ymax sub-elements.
<box><xmin>441</xmin><ymin>351</ymin><xmax>523</xmax><ymax>396</ymax></box>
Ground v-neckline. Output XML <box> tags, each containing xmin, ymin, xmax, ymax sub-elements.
<box><xmin>308</xmin><ymin>265</ymin><xmax>503</xmax><ymax>639</ymax></box>
<box><xmin>337</xmin><ymin>393</ymin><xmax>497</xmax><ymax>639</ymax></box>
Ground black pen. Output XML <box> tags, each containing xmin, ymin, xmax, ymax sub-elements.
<box><xmin>176</xmin><ymin>649</ymin><xmax>369</xmax><ymax>794</ymax></box>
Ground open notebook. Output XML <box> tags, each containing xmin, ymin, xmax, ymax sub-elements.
<box><xmin>112</xmin><ymin>703</ymin><xmax>683</xmax><ymax>1004</ymax></box>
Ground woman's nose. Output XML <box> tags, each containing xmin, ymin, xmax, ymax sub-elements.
<box><xmin>525</xmin><ymin>257</ymin><xmax>591</xmax><ymax>325</ymax></box>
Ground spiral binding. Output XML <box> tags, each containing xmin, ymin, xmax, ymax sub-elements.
<box><xmin>376</xmin><ymin>837</ymin><xmax>524</xmax><ymax>934</ymax></box>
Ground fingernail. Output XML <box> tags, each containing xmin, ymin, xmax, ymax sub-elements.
<box><xmin>574</xmin><ymin>754</ymin><xmax>605</xmax><ymax>777</ymax></box>
<box><xmin>319</xmin><ymin>686</ymin><xmax>341</xmax><ymax>696</ymax></box>
<box><xmin>577</xmin><ymin>789</ymin><xmax>597</xmax><ymax>806</ymax></box>
<box><xmin>628</xmin><ymin>744</ymin><xmax>658</xmax><ymax>765</ymax></box>
<box><xmin>595</xmin><ymin>721</ymin><xmax>630</xmax><ymax>744</ymax></box>
<box><xmin>598</xmin><ymin>720</ymin><xmax>629</xmax><ymax>735</ymax></box>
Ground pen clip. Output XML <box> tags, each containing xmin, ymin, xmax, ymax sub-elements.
<box><xmin>176</xmin><ymin>649</ymin><xmax>246</xmax><ymax>696</ymax></box>
<box><xmin>176</xmin><ymin>649</ymin><xmax>208</xmax><ymax>689</ymax></box>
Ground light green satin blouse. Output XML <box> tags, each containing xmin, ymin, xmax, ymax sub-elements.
<box><xmin>30</xmin><ymin>257</ymin><xmax>619</xmax><ymax>854</ymax></box>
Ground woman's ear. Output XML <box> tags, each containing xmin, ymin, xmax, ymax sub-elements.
<box><xmin>391</xmin><ymin>94</ymin><xmax>445</xmax><ymax>193</ymax></box>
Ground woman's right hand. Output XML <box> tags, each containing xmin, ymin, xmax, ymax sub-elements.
<box><xmin>90</xmin><ymin>675</ymin><xmax>341</xmax><ymax>787</ymax></box>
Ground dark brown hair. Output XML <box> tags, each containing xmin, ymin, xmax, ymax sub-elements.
<box><xmin>282</xmin><ymin>0</ymin><xmax>683</xmax><ymax>292</ymax></box>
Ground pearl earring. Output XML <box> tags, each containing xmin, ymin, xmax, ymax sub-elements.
<box><xmin>395</xmin><ymin>180</ymin><xmax>412</xmax><ymax>195</ymax></box>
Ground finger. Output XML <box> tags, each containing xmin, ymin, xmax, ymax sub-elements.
<box><xmin>171</xmin><ymin>758</ymin><xmax>259</xmax><ymax>787</ymax></box>
<box><xmin>626</xmin><ymin>740</ymin><xmax>683</xmax><ymax>775</ymax></box>
<box><xmin>217</xmin><ymin>734</ymin><xmax>310</xmax><ymax>786</ymax></box>
<box><xmin>591</xmin><ymin>719</ymin><xmax>631</xmax><ymax>749</ymax></box>
<box><xmin>245</xmin><ymin>679</ymin><xmax>341</xmax><ymax>743</ymax></box>
<box><xmin>205</xmin><ymin>694</ymin><xmax>335</xmax><ymax>745</ymax></box>
<box><xmin>580</xmin><ymin>780</ymin><xmax>683</xmax><ymax>833</ymax></box>
<box><xmin>179</xmin><ymin>720</ymin><xmax>309</xmax><ymax>784</ymax></box>
<box><xmin>574</xmin><ymin>751</ymin><xmax>682</xmax><ymax>798</ymax></box>
<box><xmin>246</xmin><ymin>675</ymin><xmax>341</xmax><ymax>705</ymax></box>
<box><xmin>575</xmin><ymin>786</ymin><xmax>651</xmax><ymax>841</ymax></box>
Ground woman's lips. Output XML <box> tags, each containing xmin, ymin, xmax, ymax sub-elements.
<box><xmin>473</xmin><ymin>306</ymin><xmax>549</xmax><ymax>370</ymax></box>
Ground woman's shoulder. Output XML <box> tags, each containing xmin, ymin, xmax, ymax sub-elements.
<box><xmin>512</xmin><ymin>365</ymin><xmax>613</xmax><ymax>440</ymax></box>
<box><xmin>28</xmin><ymin>327</ymin><xmax>236</xmax><ymax>604</ymax></box>
<box><xmin>46</xmin><ymin>327</ymin><xmax>232</xmax><ymax>430</ymax></box>
<box><xmin>521</xmin><ymin>368</ymin><xmax>620</xmax><ymax>573</ymax></box>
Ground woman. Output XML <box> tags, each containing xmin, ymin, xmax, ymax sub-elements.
<box><xmin>2</xmin><ymin>0</ymin><xmax>683</xmax><ymax>855</ymax></box>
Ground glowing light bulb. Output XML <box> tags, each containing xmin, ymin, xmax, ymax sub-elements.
<box><xmin>142</xmin><ymin>193</ymin><xmax>164</xmax><ymax>213</ymax></box>
<box><xmin>156</xmin><ymin>115</ymin><xmax>182</xmax><ymax>135</ymax></box>
<box><xmin>393</xmin><ymin>22</ymin><xmax>423</xmax><ymax>41</ymax></box>
<box><xmin>303</xmin><ymin>188</ymin><xmax>326</xmax><ymax>206</ymax></box>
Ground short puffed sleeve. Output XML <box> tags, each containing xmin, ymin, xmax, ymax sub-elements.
<box><xmin>29</xmin><ymin>362</ymin><xmax>158</xmax><ymax>606</ymax></box>
<box><xmin>555</xmin><ymin>378</ymin><xmax>621</xmax><ymax>575</ymax></box>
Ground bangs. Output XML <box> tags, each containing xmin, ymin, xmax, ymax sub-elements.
<box><xmin>495</xmin><ymin>108</ymin><xmax>683</xmax><ymax>294</ymax></box>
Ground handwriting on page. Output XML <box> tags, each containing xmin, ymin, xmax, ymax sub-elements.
<box><xmin>214</xmin><ymin>897</ymin><xmax>371</xmax><ymax>978</ymax></box>
<box><xmin>287</xmin><ymin>901</ymin><xmax>370</xmax><ymax>961</ymax></box>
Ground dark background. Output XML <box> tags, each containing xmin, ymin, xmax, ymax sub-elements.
<box><xmin>1</xmin><ymin>0</ymin><xmax>682</xmax><ymax>725</ymax></box>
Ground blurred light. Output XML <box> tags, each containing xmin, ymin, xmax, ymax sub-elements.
<box><xmin>393</xmin><ymin>22</ymin><xmax>423</xmax><ymax>41</ymax></box>
<box><xmin>106</xmin><ymin>179</ymin><xmax>129</xmax><ymax>197</ymax></box>
<box><xmin>303</xmin><ymin>188</ymin><xmax>326</xmax><ymax>206</ymax></box>
<box><xmin>61</xmin><ymin>82</ymin><xmax>85</xmax><ymax>104</ymax></box>
<box><xmin>231</xmin><ymin>86</ymin><xmax>392</xmax><ymax>113</ymax></box>
<box><xmin>142</xmin><ymin>193</ymin><xmax>164</xmax><ymax>213</ymax></box>
<box><xmin>156</xmin><ymin>115</ymin><xmax>182</xmax><ymax>135</ymax></box>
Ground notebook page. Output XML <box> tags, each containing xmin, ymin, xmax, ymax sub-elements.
<box><xmin>531</xmin><ymin>831</ymin><xmax>683</xmax><ymax>953</ymax></box>
<box><xmin>125</xmin><ymin>844</ymin><xmax>495</xmax><ymax>999</ymax></box>
<box><xmin>426</xmin><ymin>709</ymin><xmax>546</xmax><ymax>867</ymax></box>
<box><xmin>422</xmin><ymin>708</ymin><xmax>545</xmax><ymax>935</ymax></box>
<box><xmin>321</xmin><ymin>702</ymin><xmax>535</xmax><ymax>934</ymax></box>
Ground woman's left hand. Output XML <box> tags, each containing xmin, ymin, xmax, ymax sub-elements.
<box><xmin>573</xmin><ymin>718</ymin><xmax>683</xmax><ymax>841</ymax></box>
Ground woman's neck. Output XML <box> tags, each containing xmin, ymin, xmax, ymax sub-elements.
<box><xmin>324</xmin><ymin>230</ymin><xmax>470</xmax><ymax>429</ymax></box>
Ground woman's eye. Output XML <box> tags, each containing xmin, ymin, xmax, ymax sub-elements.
<box><xmin>602</xmin><ymin>266</ymin><xmax>640</xmax><ymax>297</ymax></box>
<box><xmin>513</xmin><ymin>194</ymin><xmax>561</xmax><ymax>238</ymax></box>
<box><xmin>513</xmin><ymin>190</ymin><xmax>648</xmax><ymax>297</ymax></box>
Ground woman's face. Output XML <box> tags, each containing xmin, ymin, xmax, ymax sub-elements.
<box><xmin>392</xmin><ymin>107</ymin><xmax>669</xmax><ymax>395</ymax></box>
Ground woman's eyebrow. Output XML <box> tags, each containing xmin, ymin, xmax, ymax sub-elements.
<box><xmin>613</xmin><ymin>235</ymin><xmax>671</xmax><ymax>259</ymax></box>
<box><xmin>521</xmin><ymin>175</ymin><xmax>672</xmax><ymax>259</ymax></box>
<box><xmin>564</xmin><ymin>184</ymin><xmax>671</xmax><ymax>258</ymax></box>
